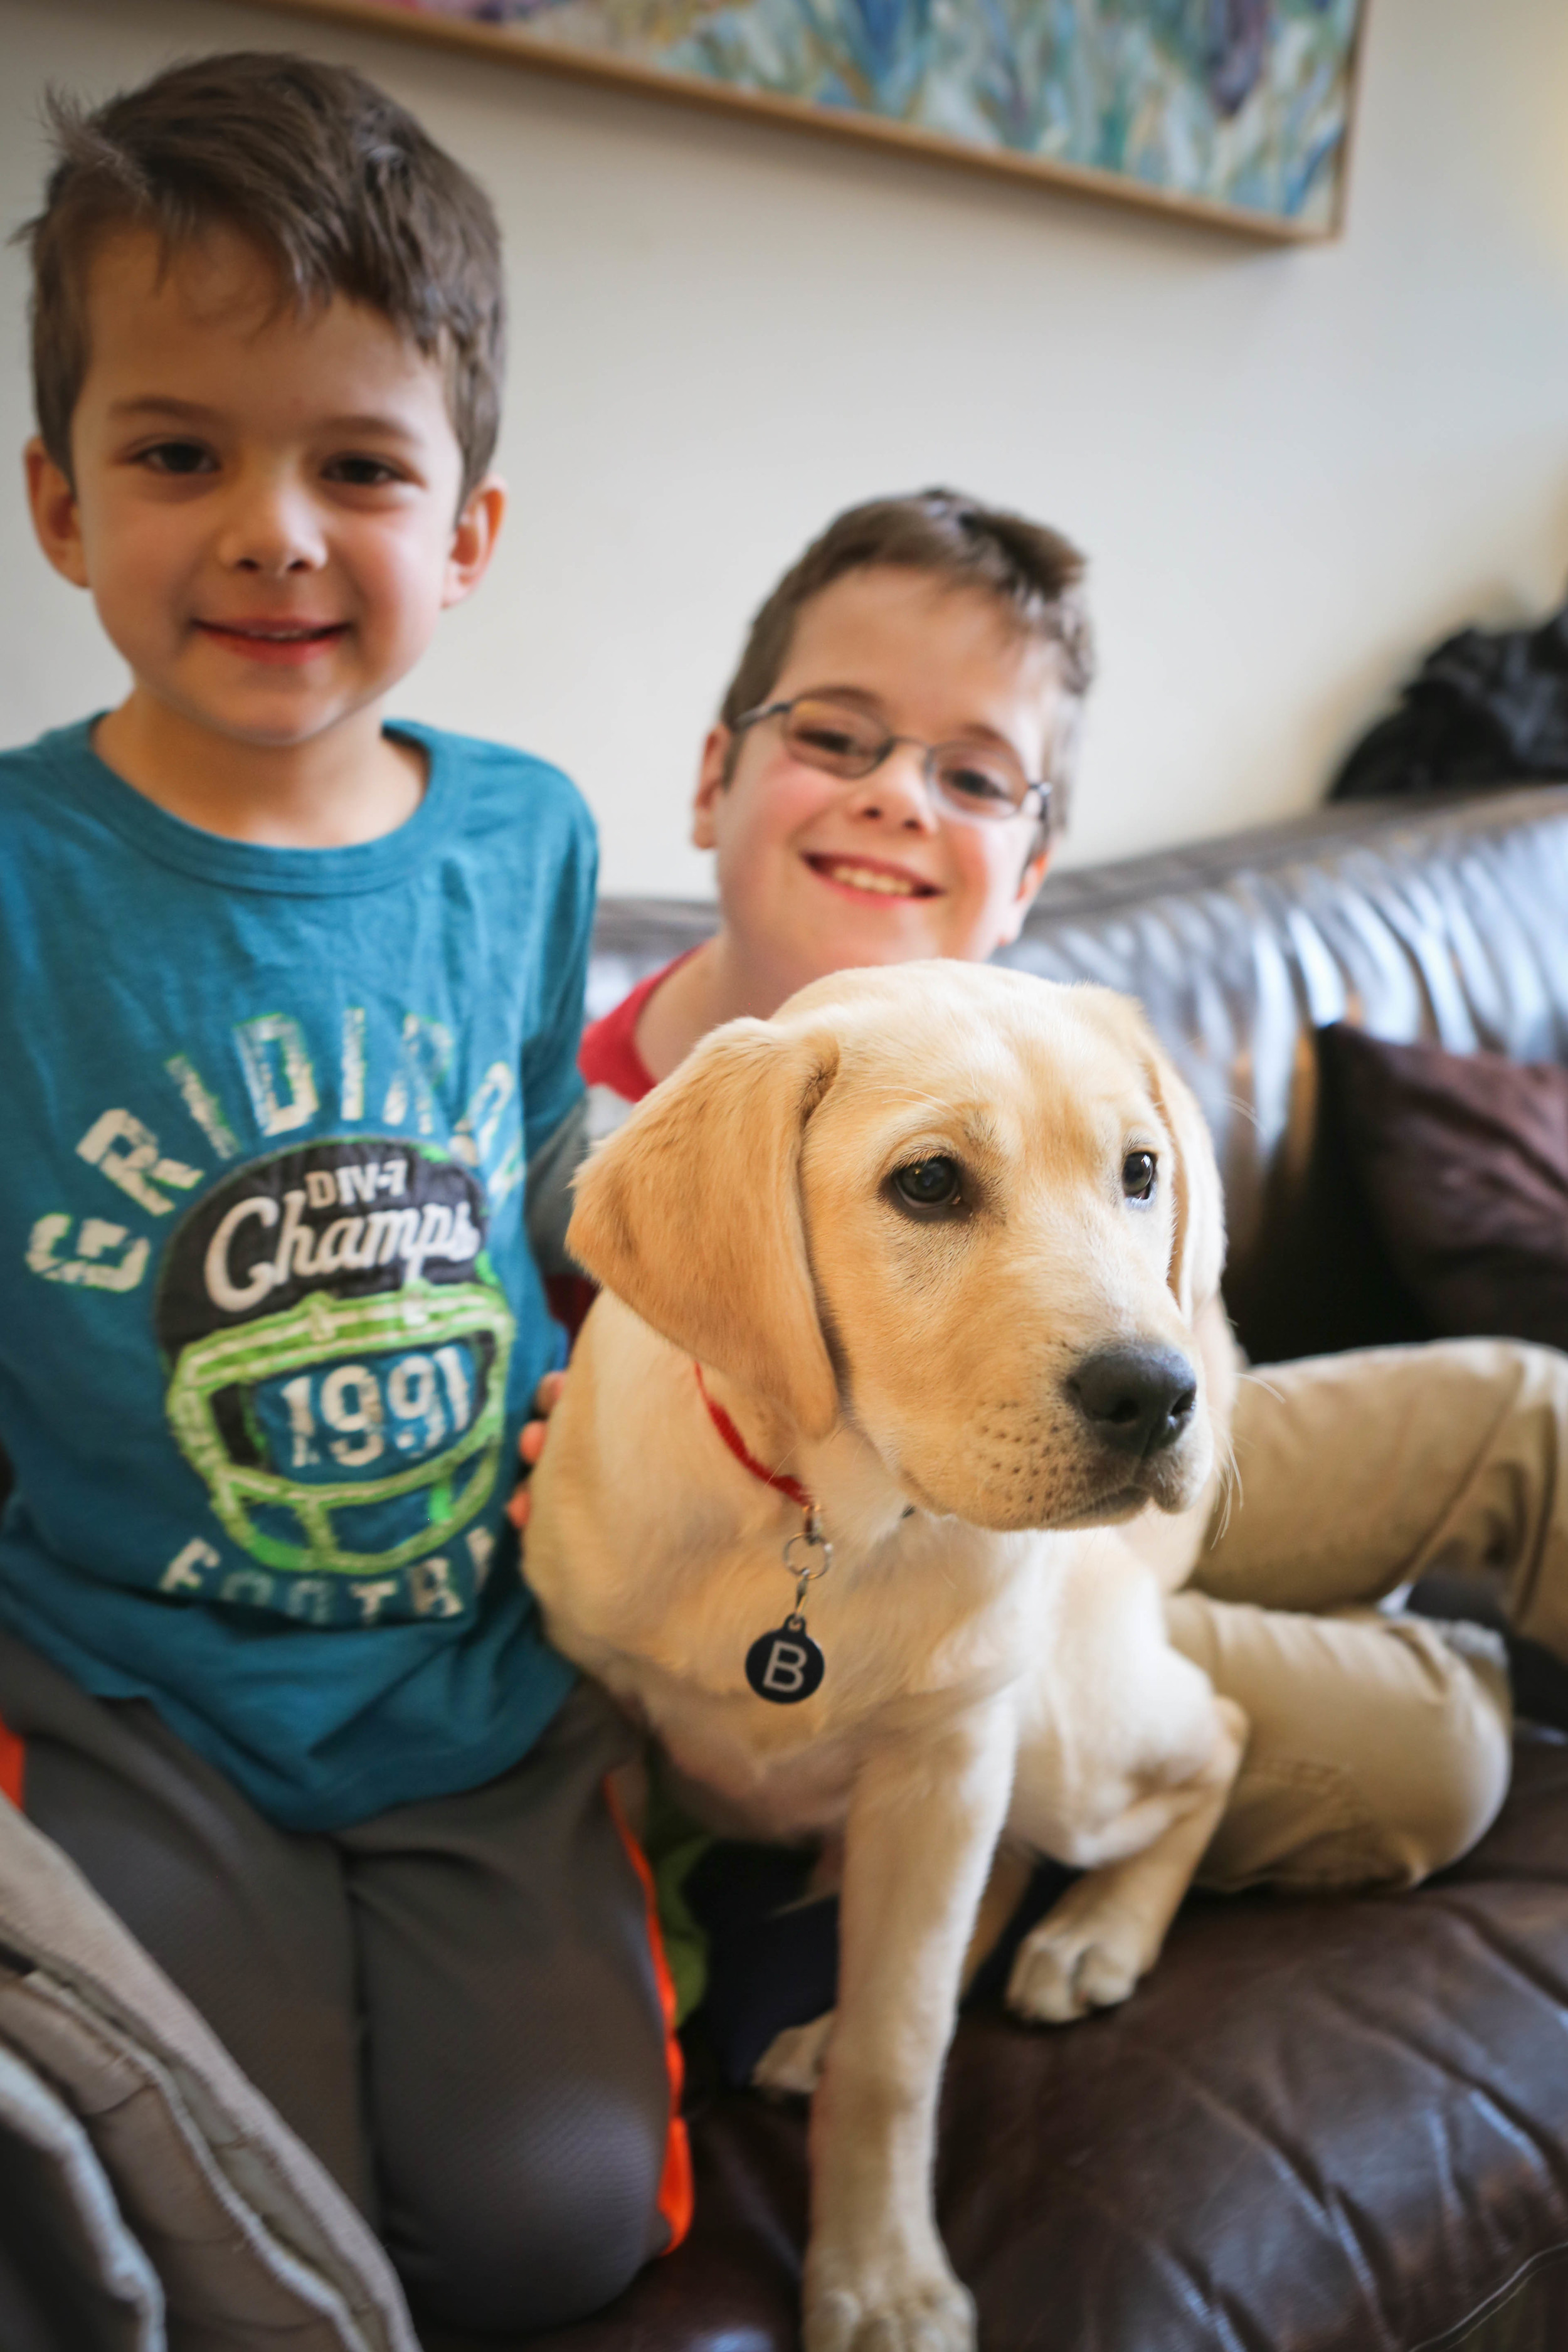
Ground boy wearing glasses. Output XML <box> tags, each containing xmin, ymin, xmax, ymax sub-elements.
<box><xmin>581</xmin><ymin>492</ymin><xmax>1073</xmax><ymax>1113</ymax></box>
<box><xmin>565</xmin><ymin>489</ymin><xmax>1554</xmax><ymax>1916</ymax></box>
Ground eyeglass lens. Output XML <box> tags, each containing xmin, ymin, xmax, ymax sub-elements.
<box><xmin>779</xmin><ymin>697</ymin><xmax>1031</xmax><ymax>822</ymax></box>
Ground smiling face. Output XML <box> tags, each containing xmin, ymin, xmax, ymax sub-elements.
<box><xmin>694</xmin><ymin>568</ymin><xmax>1066</xmax><ymax>984</ymax></box>
<box><xmin>26</xmin><ymin>224</ymin><xmax>497</xmax><ymax>769</ymax></box>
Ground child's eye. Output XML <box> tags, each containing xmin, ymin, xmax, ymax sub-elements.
<box><xmin>324</xmin><ymin>455</ymin><xmax>403</xmax><ymax>488</ymax></box>
<box><xmin>941</xmin><ymin>762</ymin><xmax>1015</xmax><ymax>807</ymax></box>
<box><xmin>137</xmin><ymin>440</ymin><xmax>215</xmax><ymax>476</ymax></box>
<box><xmin>804</xmin><ymin>726</ymin><xmax>861</xmax><ymax>759</ymax></box>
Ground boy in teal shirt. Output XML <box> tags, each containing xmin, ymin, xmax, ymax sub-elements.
<box><xmin>0</xmin><ymin>50</ymin><xmax>686</xmax><ymax>2331</ymax></box>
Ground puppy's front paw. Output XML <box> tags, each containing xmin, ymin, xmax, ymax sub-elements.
<box><xmin>1006</xmin><ymin>1897</ymin><xmax>1153</xmax><ymax>2025</ymax></box>
<box><xmin>751</xmin><ymin>2008</ymin><xmax>835</xmax><ymax>2097</ymax></box>
<box><xmin>805</xmin><ymin>2259</ymin><xmax>975</xmax><ymax>2352</ymax></box>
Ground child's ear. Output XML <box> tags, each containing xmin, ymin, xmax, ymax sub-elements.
<box><xmin>995</xmin><ymin>841</ymin><xmax>1052</xmax><ymax>946</ymax></box>
<box><xmin>692</xmin><ymin>724</ymin><xmax>733</xmax><ymax>849</ymax></box>
<box><xmin>25</xmin><ymin>439</ymin><xmax>90</xmax><ymax>590</ymax></box>
<box><xmin>441</xmin><ymin>474</ymin><xmax>506</xmax><ymax>608</ymax></box>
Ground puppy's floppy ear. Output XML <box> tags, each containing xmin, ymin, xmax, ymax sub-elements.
<box><xmin>569</xmin><ymin>1019</ymin><xmax>841</xmax><ymax>1438</ymax></box>
<box><xmin>1139</xmin><ymin>1025</ymin><xmax>1226</xmax><ymax>1324</ymax></box>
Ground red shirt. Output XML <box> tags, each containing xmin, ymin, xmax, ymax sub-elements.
<box><xmin>580</xmin><ymin>948</ymin><xmax>699</xmax><ymax>1116</ymax></box>
<box><xmin>550</xmin><ymin>952</ymin><xmax>691</xmax><ymax>1336</ymax></box>
<box><xmin>578</xmin><ymin>956</ymin><xmax>675</xmax><ymax>1110</ymax></box>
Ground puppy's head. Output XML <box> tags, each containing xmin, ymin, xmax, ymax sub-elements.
<box><xmin>569</xmin><ymin>964</ymin><xmax>1225</xmax><ymax>1530</ymax></box>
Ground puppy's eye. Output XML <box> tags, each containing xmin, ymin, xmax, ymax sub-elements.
<box><xmin>1122</xmin><ymin>1151</ymin><xmax>1157</xmax><ymax>1202</ymax></box>
<box><xmin>892</xmin><ymin>1156</ymin><xmax>963</xmax><ymax>1210</ymax></box>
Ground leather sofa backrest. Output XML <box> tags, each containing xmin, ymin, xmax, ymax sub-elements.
<box><xmin>590</xmin><ymin>785</ymin><xmax>1568</xmax><ymax>1364</ymax></box>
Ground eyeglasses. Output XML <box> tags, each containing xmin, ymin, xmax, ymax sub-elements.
<box><xmin>734</xmin><ymin>694</ymin><xmax>1052</xmax><ymax>829</ymax></box>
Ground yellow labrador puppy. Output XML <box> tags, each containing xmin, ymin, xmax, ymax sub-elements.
<box><xmin>524</xmin><ymin>962</ymin><xmax>1245</xmax><ymax>2352</ymax></box>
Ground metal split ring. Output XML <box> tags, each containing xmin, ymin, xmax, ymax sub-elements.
<box><xmin>783</xmin><ymin>1525</ymin><xmax>834</xmax><ymax>1613</ymax></box>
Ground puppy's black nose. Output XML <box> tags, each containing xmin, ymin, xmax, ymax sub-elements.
<box><xmin>1068</xmin><ymin>1347</ymin><xmax>1197</xmax><ymax>1456</ymax></box>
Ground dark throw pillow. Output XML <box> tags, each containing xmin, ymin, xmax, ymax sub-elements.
<box><xmin>1318</xmin><ymin>1022</ymin><xmax>1568</xmax><ymax>1349</ymax></box>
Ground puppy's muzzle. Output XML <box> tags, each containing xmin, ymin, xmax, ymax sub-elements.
<box><xmin>1067</xmin><ymin>1346</ymin><xmax>1198</xmax><ymax>1459</ymax></box>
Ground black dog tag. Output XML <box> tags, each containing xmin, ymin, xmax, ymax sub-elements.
<box><xmin>745</xmin><ymin>1614</ymin><xmax>825</xmax><ymax>1704</ymax></box>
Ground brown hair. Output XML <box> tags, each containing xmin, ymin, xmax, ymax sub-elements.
<box><xmin>19</xmin><ymin>51</ymin><xmax>505</xmax><ymax>503</ymax></box>
<box><xmin>719</xmin><ymin>488</ymin><xmax>1094</xmax><ymax>830</ymax></box>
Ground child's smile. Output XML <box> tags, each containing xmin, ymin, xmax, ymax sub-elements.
<box><xmin>803</xmin><ymin>850</ymin><xmax>943</xmax><ymax>901</ymax></box>
<box><xmin>192</xmin><ymin>615</ymin><xmax>351</xmax><ymax>665</ymax></box>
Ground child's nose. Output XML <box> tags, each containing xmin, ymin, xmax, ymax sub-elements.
<box><xmin>844</xmin><ymin>741</ymin><xmax>940</xmax><ymax>831</ymax></box>
<box><xmin>217</xmin><ymin>472</ymin><xmax>328</xmax><ymax>575</ymax></box>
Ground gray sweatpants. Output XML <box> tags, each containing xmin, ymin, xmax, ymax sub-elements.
<box><xmin>0</xmin><ymin>1629</ymin><xmax>681</xmax><ymax>2337</ymax></box>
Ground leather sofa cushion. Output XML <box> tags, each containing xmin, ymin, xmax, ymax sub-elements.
<box><xmin>429</xmin><ymin>1736</ymin><xmax>1568</xmax><ymax>2352</ymax></box>
<box><xmin>1322</xmin><ymin>1021</ymin><xmax>1568</xmax><ymax>1348</ymax></box>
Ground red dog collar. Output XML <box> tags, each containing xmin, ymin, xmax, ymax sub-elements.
<box><xmin>694</xmin><ymin>1362</ymin><xmax>818</xmax><ymax>1517</ymax></box>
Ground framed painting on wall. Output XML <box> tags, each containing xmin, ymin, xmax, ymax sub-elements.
<box><xmin>254</xmin><ymin>0</ymin><xmax>1370</xmax><ymax>244</ymax></box>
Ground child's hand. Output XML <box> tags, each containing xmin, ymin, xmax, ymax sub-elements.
<box><xmin>507</xmin><ymin>1371</ymin><xmax>566</xmax><ymax>1533</ymax></box>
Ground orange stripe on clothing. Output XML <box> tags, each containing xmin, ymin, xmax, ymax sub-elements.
<box><xmin>0</xmin><ymin>1714</ymin><xmax>23</xmax><ymax>1809</ymax></box>
<box><xmin>603</xmin><ymin>1775</ymin><xmax>694</xmax><ymax>2253</ymax></box>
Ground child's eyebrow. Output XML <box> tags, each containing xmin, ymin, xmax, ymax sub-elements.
<box><xmin>802</xmin><ymin>683</ymin><xmax>884</xmax><ymax>710</ymax></box>
<box><xmin>802</xmin><ymin>682</ymin><xmax>1022</xmax><ymax>751</ymax></box>
<box><xmin>319</xmin><ymin>413</ymin><xmax>426</xmax><ymax>445</ymax></box>
<box><xmin>105</xmin><ymin>395</ymin><xmax>423</xmax><ymax>445</ymax></box>
<box><xmin>107</xmin><ymin>395</ymin><xmax>221</xmax><ymax>424</ymax></box>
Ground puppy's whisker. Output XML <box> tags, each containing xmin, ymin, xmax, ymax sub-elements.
<box><xmin>1208</xmin><ymin>1434</ymin><xmax>1241</xmax><ymax>1544</ymax></box>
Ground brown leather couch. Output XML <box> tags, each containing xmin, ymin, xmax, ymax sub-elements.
<box><xmin>438</xmin><ymin>785</ymin><xmax>1568</xmax><ymax>2352</ymax></box>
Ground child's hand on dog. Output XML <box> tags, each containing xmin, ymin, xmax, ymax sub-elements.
<box><xmin>507</xmin><ymin>1372</ymin><xmax>567</xmax><ymax>1532</ymax></box>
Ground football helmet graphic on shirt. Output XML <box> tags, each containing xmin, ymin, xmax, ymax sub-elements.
<box><xmin>157</xmin><ymin>1138</ymin><xmax>514</xmax><ymax>1578</ymax></box>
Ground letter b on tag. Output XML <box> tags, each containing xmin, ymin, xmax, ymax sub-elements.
<box><xmin>745</xmin><ymin>1615</ymin><xmax>825</xmax><ymax>1705</ymax></box>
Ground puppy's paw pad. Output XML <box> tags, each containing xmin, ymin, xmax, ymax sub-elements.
<box><xmin>1005</xmin><ymin>1917</ymin><xmax>1143</xmax><ymax>2025</ymax></box>
<box><xmin>805</xmin><ymin>2273</ymin><xmax>975</xmax><ymax>2352</ymax></box>
<box><xmin>751</xmin><ymin>2008</ymin><xmax>835</xmax><ymax>2097</ymax></box>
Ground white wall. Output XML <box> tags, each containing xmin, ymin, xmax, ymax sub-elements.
<box><xmin>2</xmin><ymin>0</ymin><xmax>1567</xmax><ymax>896</ymax></box>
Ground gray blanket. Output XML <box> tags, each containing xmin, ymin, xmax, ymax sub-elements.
<box><xmin>0</xmin><ymin>1797</ymin><xmax>420</xmax><ymax>2352</ymax></box>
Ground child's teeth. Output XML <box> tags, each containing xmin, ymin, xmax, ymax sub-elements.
<box><xmin>831</xmin><ymin>863</ymin><xmax>916</xmax><ymax>896</ymax></box>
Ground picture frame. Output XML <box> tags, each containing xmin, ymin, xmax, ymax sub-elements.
<box><xmin>248</xmin><ymin>0</ymin><xmax>1369</xmax><ymax>245</ymax></box>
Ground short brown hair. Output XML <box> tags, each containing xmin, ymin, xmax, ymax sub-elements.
<box><xmin>719</xmin><ymin>489</ymin><xmax>1094</xmax><ymax>830</ymax></box>
<box><xmin>20</xmin><ymin>51</ymin><xmax>505</xmax><ymax>503</ymax></box>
